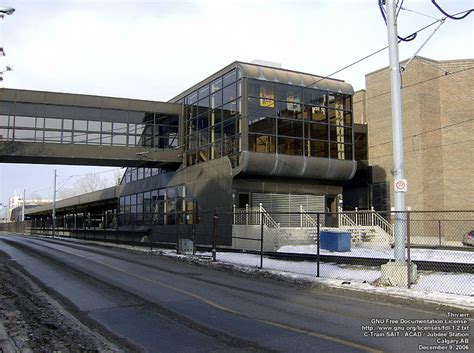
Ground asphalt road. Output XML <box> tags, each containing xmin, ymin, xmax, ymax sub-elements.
<box><xmin>0</xmin><ymin>234</ymin><xmax>470</xmax><ymax>353</ymax></box>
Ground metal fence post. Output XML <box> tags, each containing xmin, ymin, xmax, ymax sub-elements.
<box><xmin>407</xmin><ymin>211</ymin><xmax>411</xmax><ymax>289</ymax></box>
<box><xmin>245</xmin><ymin>204</ymin><xmax>249</xmax><ymax>225</ymax></box>
<box><xmin>176</xmin><ymin>213</ymin><xmax>179</xmax><ymax>254</ymax></box>
<box><xmin>300</xmin><ymin>205</ymin><xmax>303</xmax><ymax>228</ymax></box>
<box><xmin>260</xmin><ymin>208</ymin><xmax>264</xmax><ymax>269</ymax></box>
<box><xmin>212</xmin><ymin>209</ymin><xmax>218</xmax><ymax>262</ymax></box>
<box><xmin>438</xmin><ymin>219</ymin><xmax>442</xmax><ymax>247</ymax></box>
<box><xmin>192</xmin><ymin>216</ymin><xmax>196</xmax><ymax>256</ymax></box>
<box><xmin>317</xmin><ymin>213</ymin><xmax>320</xmax><ymax>277</ymax></box>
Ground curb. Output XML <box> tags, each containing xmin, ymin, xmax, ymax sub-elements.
<box><xmin>0</xmin><ymin>321</ymin><xmax>16</xmax><ymax>353</ymax></box>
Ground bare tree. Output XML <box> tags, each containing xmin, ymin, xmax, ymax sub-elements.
<box><xmin>57</xmin><ymin>173</ymin><xmax>114</xmax><ymax>200</ymax></box>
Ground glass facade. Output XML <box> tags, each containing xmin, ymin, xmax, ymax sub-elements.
<box><xmin>182</xmin><ymin>68</ymin><xmax>242</xmax><ymax>168</ymax></box>
<box><xmin>0</xmin><ymin>103</ymin><xmax>178</xmax><ymax>149</ymax></box>
<box><xmin>120</xmin><ymin>167</ymin><xmax>175</xmax><ymax>184</ymax></box>
<box><xmin>247</xmin><ymin>79</ymin><xmax>353</xmax><ymax>160</ymax></box>
<box><xmin>118</xmin><ymin>185</ymin><xmax>193</xmax><ymax>226</ymax></box>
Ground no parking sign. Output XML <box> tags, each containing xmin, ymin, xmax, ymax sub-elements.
<box><xmin>394</xmin><ymin>179</ymin><xmax>408</xmax><ymax>193</ymax></box>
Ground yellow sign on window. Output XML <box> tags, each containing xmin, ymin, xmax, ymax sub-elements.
<box><xmin>260</xmin><ymin>87</ymin><xmax>274</xmax><ymax>108</ymax></box>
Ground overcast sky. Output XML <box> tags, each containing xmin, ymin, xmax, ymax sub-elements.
<box><xmin>0</xmin><ymin>0</ymin><xmax>473</xmax><ymax>211</ymax></box>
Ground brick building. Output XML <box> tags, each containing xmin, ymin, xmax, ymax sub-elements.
<box><xmin>353</xmin><ymin>56</ymin><xmax>474</xmax><ymax>211</ymax></box>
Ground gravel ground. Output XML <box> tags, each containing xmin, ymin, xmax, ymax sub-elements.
<box><xmin>0</xmin><ymin>252</ymin><xmax>121</xmax><ymax>353</ymax></box>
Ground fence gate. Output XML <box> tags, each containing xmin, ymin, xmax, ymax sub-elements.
<box><xmin>252</xmin><ymin>193</ymin><xmax>325</xmax><ymax>227</ymax></box>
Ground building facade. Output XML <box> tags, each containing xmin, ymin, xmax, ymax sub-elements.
<box><xmin>116</xmin><ymin>62</ymin><xmax>359</xmax><ymax>244</ymax></box>
<box><xmin>353</xmin><ymin>56</ymin><xmax>474</xmax><ymax>211</ymax></box>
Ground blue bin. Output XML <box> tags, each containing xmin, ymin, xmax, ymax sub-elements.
<box><xmin>320</xmin><ymin>231</ymin><xmax>351</xmax><ymax>252</ymax></box>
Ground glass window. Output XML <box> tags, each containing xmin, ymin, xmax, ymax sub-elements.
<box><xmin>330</xmin><ymin>142</ymin><xmax>346</xmax><ymax>159</ymax></box>
<box><xmin>248</xmin><ymin>134</ymin><xmax>276</xmax><ymax>153</ymax></box>
<box><xmin>131</xmin><ymin>193</ymin><xmax>137</xmax><ymax>205</ymax></box>
<box><xmin>306</xmin><ymin>141</ymin><xmax>328</xmax><ymax>158</ymax></box>
<box><xmin>44</xmin><ymin>131</ymin><xmax>62</xmax><ymax>143</ymax></box>
<box><xmin>0</xmin><ymin>115</ymin><xmax>11</xmax><ymax>127</ymax></box>
<box><xmin>112</xmin><ymin>134</ymin><xmax>127</xmax><ymax>146</ymax></box>
<box><xmin>223</xmin><ymin>136</ymin><xmax>238</xmax><ymax>155</ymax></box>
<box><xmin>328</xmin><ymin>109</ymin><xmax>344</xmax><ymax>125</ymax></box>
<box><xmin>304</xmin><ymin>89</ymin><xmax>326</xmax><ymax>106</ymax></box>
<box><xmin>73</xmin><ymin>131</ymin><xmax>87</xmax><ymax>144</ymax></box>
<box><xmin>197</xmin><ymin>97</ymin><xmax>209</xmax><ymax>114</ymax></box>
<box><xmin>35</xmin><ymin>117</ymin><xmax>44</xmax><ymax>129</ymax></box>
<box><xmin>277</xmin><ymin>119</ymin><xmax>303</xmax><ymax>138</ymax></box>
<box><xmin>63</xmin><ymin>119</ymin><xmax>73</xmax><ymax>130</ymax></box>
<box><xmin>344</xmin><ymin>144</ymin><xmax>353</xmax><ymax>160</ymax></box>
<box><xmin>212</xmin><ymin>124</ymin><xmax>222</xmax><ymax>142</ymax></box>
<box><xmin>305</xmin><ymin>122</ymin><xmax>328</xmax><ymax>140</ymax></box>
<box><xmin>197</xmin><ymin>114</ymin><xmax>209</xmax><ymax>130</ymax></box>
<box><xmin>210</xmin><ymin>91</ymin><xmax>222</xmax><ymax>109</ymax></box>
<box><xmin>248</xmin><ymin>79</ymin><xmax>274</xmax><ymax>98</ymax></box>
<box><xmin>344</xmin><ymin>111</ymin><xmax>352</xmax><ymax>126</ymax></box>
<box><xmin>199</xmin><ymin>85</ymin><xmax>210</xmax><ymax>99</ymax></box>
<box><xmin>14</xmin><ymin>129</ymin><xmax>35</xmax><ymax>141</ymax></box>
<box><xmin>223</xmin><ymin>83</ymin><xmax>237</xmax><ymax>104</ymax></box>
<box><xmin>277</xmin><ymin>101</ymin><xmax>302</xmax><ymax>119</ymax></box>
<box><xmin>211</xmin><ymin>142</ymin><xmax>222</xmax><ymax>159</ymax></box>
<box><xmin>14</xmin><ymin>116</ymin><xmax>35</xmax><ymax>128</ymax></box>
<box><xmin>248</xmin><ymin>97</ymin><xmax>275</xmax><ymax>117</ymax></box>
<box><xmin>187</xmin><ymin>91</ymin><xmax>198</xmax><ymax>105</ymax></box>
<box><xmin>74</xmin><ymin>120</ymin><xmax>88</xmax><ymax>131</ymax></box>
<box><xmin>210</xmin><ymin>109</ymin><xmax>221</xmax><ymax>125</ymax></box>
<box><xmin>87</xmin><ymin>133</ymin><xmax>101</xmax><ymax>145</ymax></box>
<box><xmin>344</xmin><ymin>95</ymin><xmax>352</xmax><ymax>111</ymax></box>
<box><xmin>304</xmin><ymin>105</ymin><xmax>327</xmax><ymax>122</ymax></box>
<box><xmin>276</xmin><ymin>84</ymin><xmax>302</xmax><ymax>103</ymax></box>
<box><xmin>44</xmin><ymin>118</ymin><xmax>62</xmax><ymax>129</ymax></box>
<box><xmin>328</xmin><ymin>93</ymin><xmax>344</xmax><ymax>110</ymax></box>
<box><xmin>211</xmin><ymin>77</ymin><xmax>222</xmax><ymax>93</ymax></box>
<box><xmin>223</xmin><ymin>119</ymin><xmax>236</xmax><ymax>138</ymax></box>
<box><xmin>278</xmin><ymin>137</ymin><xmax>303</xmax><ymax>155</ymax></box>
<box><xmin>249</xmin><ymin>116</ymin><xmax>276</xmax><ymax>135</ymax></box>
<box><xmin>88</xmin><ymin>120</ymin><xmax>101</xmax><ymax>132</ymax></box>
<box><xmin>62</xmin><ymin>131</ymin><xmax>72</xmax><ymax>143</ymax></box>
<box><xmin>101</xmin><ymin>134</ymin><xmax>112</xmax><ymax>145</ymax></box>
<box><xmin>223</xmin><ymin>69</ymin><xmax>237</xmax><ymax>87</ymax></box>
<box><xmin>198</xmin><ymin>129</ymin><xmax>209</xmax><ymax>147</ymax></box>
<box><xmin>113</xmin><ymin>122</ymin><xmax>128</xmax><ymax>134</ymax></box>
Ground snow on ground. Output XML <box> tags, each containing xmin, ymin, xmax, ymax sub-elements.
<box><xmin>278</xmin><ymin>244</ymin><xmax>474</xmax><ymax>263</ymax></box>
<box><xmin>42</xmin><ymin>236</ymin><xmax>474</xmax><ymax>309</ymax></box>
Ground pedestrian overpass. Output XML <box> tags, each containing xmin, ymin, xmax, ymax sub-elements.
<box><xmin>0</xmin><ymin>88</ymin><xmax>184</xmax><ymax>167</ymax></box>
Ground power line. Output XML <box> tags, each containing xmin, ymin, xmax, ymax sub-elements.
<box><xmin>368</xmin><ymin>118</ymin><xmax>473</xmax><ymax>149</ymax></box>
<box><xmin>352</xmin><ymin>66</ymin><xmax>474</xmax><ymax>106</ymax></box>
<box><xmin>307</xmin><ymin>14</ymin><xmax>450</xmax><ymax>88</ymax></box>
<box><xmin>431</xmin><ymin>0</ymin><xmax>473</xmax><ymax>20</ymax></box>
<box><xmin>369</xmin><ymin>139</ymin><xmax>470</xmax><ymax>161</ymax></box>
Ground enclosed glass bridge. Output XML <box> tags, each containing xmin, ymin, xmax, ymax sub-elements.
<box><xmin>0</xmin><ymin>88</ymin><xmax>183</xmax><ymax>167</ymax></box>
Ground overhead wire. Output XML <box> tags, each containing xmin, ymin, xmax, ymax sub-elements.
<box><xmin>431</xmin><ymin>0</ymin><xmax>473</xmax><ymax>20</ymax></box>
<box><xmin>352</xmin><ymin>66</ymin><xmax>474</xmax><ymax>106</ymax></box>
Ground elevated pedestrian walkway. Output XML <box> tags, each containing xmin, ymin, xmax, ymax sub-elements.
<box><xmin>0</xmin><ymin>88</ymin><xmax>184</xmax><ymax>166</ymax></box>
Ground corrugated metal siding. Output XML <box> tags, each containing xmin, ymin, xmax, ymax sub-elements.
<box><xmin>252</xmin><ymin>193</ymin><xmax>325</xmax><ymax>227</ymax></box>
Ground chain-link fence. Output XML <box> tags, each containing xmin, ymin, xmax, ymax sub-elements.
<box><xmin>1</xmin><ymin>209</ymin><xmax>472</xmax><ymax>296</ymax></box>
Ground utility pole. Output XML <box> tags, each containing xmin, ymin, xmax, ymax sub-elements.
<box><xmin>381</xmin><ymin>0</ymin><xmax>417</xmax><ymax>286</ymax></box>
<box><xmin>385</xmin><ymin>0</ymin><xmax>406</xmax><ymax>263</ymax></box>
<box><xmin>52</xmin><ymin>169</ymin><xmax>57</xmax><ymax>236</ymax></box>
<box><xmin>22</xmin><ymin>188</ymin><xmax>25</xmax><ymax>221</ymax></box>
